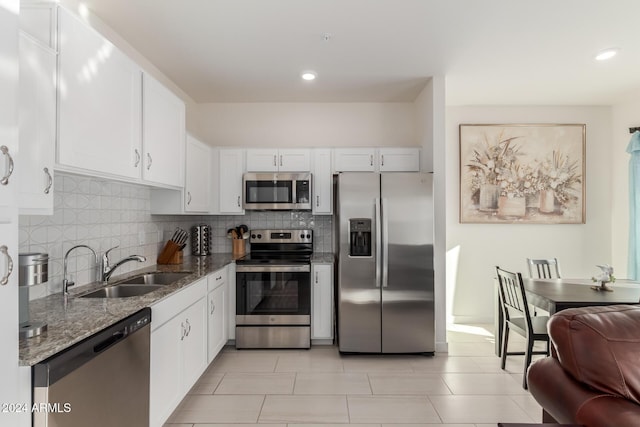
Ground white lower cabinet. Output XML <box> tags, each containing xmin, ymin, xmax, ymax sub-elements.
<box><xmin>150</xmin><ymin>278</ymin><xmax>207</xmax><ymax>427</ymax></box>
<box><xmin>207</xmin><ymin>268</ymin><xmax>227</xmax><ymax>363</ymax></box>
<box><xmin>311</xmin><ymin>263</ymin><xmax>334</xmax><ymax>341</ymax></box>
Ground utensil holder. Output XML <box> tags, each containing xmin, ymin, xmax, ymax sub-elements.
<box><xmin>232</xmin><ymin>239</ymin><xmax>245</xmax><ymax>256</ymax></box>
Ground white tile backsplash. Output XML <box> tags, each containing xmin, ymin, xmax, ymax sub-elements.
<box><xmin>19</xmin><ymin>172</ymin><xmax>332</xmax><ymax>299</ymax></box>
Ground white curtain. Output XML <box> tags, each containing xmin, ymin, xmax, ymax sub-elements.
<box><xmin>627</xmin><ymin>131</ymin><xmax>640</xmax><ymax>279</ymax></box>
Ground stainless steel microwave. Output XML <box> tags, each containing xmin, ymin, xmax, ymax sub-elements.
<box><xmin>243</xmin><ymin>172</ymin><xmax>312</xmax><ymax>210</ymax></box>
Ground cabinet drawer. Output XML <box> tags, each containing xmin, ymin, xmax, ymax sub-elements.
<box><xmin>208</xmin><ymin>267</ymin><xmax>227</xmax><ymax>291</ymax></box>
<box><xmin>151</xmin><ymin>278</ymin><xmax>207</xmax><ymax>330</ymax></box>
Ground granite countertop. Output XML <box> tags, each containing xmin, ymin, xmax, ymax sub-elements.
<box><xmin>19</xmin><ymin>254</ymin><xmax>237</xmax><ymax>366</ymax></box>
<box><xmin>19</xmin><ymin>252</ymin><xmax>335</xmax><ymax>366</ymax></box>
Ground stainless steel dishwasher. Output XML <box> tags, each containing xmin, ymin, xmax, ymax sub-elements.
<box><xmin>32</xmin><ymin>308</ymin><xmax>151</xmax><ymax>427</ymax></box>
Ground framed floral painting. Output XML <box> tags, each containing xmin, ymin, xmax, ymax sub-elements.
<box><xmin>459</xmin><ymin>123</ymin><xmax>586</xmax><ymax>224</ymax></box>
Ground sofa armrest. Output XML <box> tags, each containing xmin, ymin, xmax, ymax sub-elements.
<box><xmin>528</xmin><ymin>357</ymin><xmax>640</xmax><ymax>427</ymax></box>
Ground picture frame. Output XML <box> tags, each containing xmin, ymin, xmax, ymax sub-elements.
<box><xmin>459</xmin><ymin>123</ymin><xmax>586</xmax><ymax>224</ymax></box>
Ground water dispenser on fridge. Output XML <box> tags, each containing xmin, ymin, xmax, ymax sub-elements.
<box><xmin>349</xmin><ymin>218</ymin><xmax>371</xmax><ymax>257</ymax></box>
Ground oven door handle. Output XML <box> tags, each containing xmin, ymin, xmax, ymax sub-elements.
<box><xmin>236</xmin><ymin>265</ymin><xmax>311</xmax><ymax>273</ymax></box>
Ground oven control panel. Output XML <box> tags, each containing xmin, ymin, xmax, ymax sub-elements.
<box><xmin>249</xmin><ymin>229</ymin><xmax>313</xmax><ymax>244</ymax></box>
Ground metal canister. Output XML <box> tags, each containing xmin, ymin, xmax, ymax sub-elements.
<box><xmin>191</xmin><ymin>224</ymin><xmax>211</xmax><ymax>256</ymax></box>
<box><xmin>18</xmin><ymin>253</ymin><xmax>49</xmax><ymax>338</ymax></box>
<box><xmin>19</xmin><ymin>252</ymin><xmax>49</xmax><ymax>286</ymax></box>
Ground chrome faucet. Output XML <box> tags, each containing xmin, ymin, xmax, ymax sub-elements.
<box><xmin>63</xmin><ymin>245</ymin><xmax>98</xmax><ymax>296</ymax></box>
<box><xmin>101</xmin><ymin>246</ymin><xmax>146</xmax><ymax>282</ymax></box>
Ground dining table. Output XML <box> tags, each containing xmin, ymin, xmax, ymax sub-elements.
<box><xmin>494</xmin><ymin>278</ymin><xmax>640</xmax><ymax>356</ymax></box>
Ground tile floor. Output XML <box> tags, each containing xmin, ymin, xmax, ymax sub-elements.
<box><xmin>164</xmin><ymin>324</ymin><xmax>545</xmax><ymax>427</ymax></box>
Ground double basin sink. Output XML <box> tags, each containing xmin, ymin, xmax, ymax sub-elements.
<box><xmin>79</xmin><ymin>272</ymin><xmax>192</xmax><ymax>299</ymax></box>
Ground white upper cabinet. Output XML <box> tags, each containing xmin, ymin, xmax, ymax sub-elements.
<box><xmin>184</xmin><ymin>134</ymin><xmax>211</xmax><ymax>212</ymax></box>
<box><xmin>20</xmin><ymin>2</ymin><xmax>56</xmax><ymax>49</ymax></box>
<box><xmin>334</xmin><ymin>147</ymin><xmax>420</xmax><ymax>172</ymax></box>
<box><xmin>18</xmin><ymin>32</ymin><xmax>56</xmax><ymax>215</ymax></box>
<box><xmin>217</xmin><ymin>149</ymin><xmax>245</xmax><ymax>214</ymax></box>
<box><xmin>333</xmin><ymin>148</ymin><xmax>376</xmax><ymax>172</ymax></box>
<box><xmin>142</xmin><ymin>73</ymin><xmax>185</xmax><ymax>188</ymax></box>
<box><xmin>378</xmin><ymin>148</ymin><xmax>420</xmax><ymax>172</ymax></box>
<box><xmin>57</xmin><ymin>7</ymin><xmax>142</xmax><ymax>180</ymax></box>
<box><xmin>246</xmin><ymin>148</ymin><xmax>310</xmax><ymax>172</ymax></box>
<box><xmin>312</xmin><ymin>148</ymin><xmax>332</xmax><ymax>215</ymax></box>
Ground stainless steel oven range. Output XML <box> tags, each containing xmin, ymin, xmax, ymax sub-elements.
<box><xmin>235</xmin><ymin>229</ymin><xmax>312</xmax><ymax>349</ymax></box>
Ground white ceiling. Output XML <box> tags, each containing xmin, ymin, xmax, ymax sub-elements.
<box><xmin>78</xmin><ymin>0</ymin><xmax>640</xmax><ymax>105</ymax></box>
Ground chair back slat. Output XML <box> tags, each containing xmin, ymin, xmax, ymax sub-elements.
<box><xmin>496</xmin><ymin>266</ymin><xmax>532</xmax><ymax>330</ymax></box>
<box><xmin>527</xmin><ymin>258</ymin><xmax>561</xmax><ymax>279</ymax></box>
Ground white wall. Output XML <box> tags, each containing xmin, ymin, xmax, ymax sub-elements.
<box><xmin>446</xmin><ymin>106</ymin><xmax>612</xmax><ymax>323</ymax></box>
<box><xmin>611</xmin><ymin>98</ymin><xmax>640</xmax><ymax>276</ymax></box>
<box><xmin>198</xmin><ymin>102</ymin><xmax>416</xmax><ymax>147</ymax></box>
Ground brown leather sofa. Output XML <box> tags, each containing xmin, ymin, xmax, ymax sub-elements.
<box><xmin>527</xmin><ymin>304</ymin><xmax>640</xmax><ymax>427</ymax></box>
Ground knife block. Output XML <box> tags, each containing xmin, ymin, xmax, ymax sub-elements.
<box><xmin>157</xmin><ymin>241</ymin><xmax>182</xmax><ymax>265</ymax></box>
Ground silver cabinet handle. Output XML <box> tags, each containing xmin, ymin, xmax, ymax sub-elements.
<box><xmin>237</xmin><ymin>196</ymin><xmax>241</xmax><ymax>207</ymax></box>
<box><xmin>369</xmin><ymin>154</ymin><xmax>374</xmax><ymax>167</ymax></box>
<box><xmin>180</xmin><ymin>322</ymin><xmax>186</xmax><ymax>340</ymax></box>
<box><xmin>146</xmin><ymin>153</ymin><xmax>152</xmax><ymax>170</ymax></box>
<box><xmin>210</xmin><ymin>300</ymin><xmax>215</xmax><ymax>315</ymax></box>
<box><xmin>279</xmin><ymin>155</ymin><xmax>283</xmax><ymax>167</ymax></box>
<box><xmin>316</xmin><ymin>195</ymin><xmax>320</xmax><ymax>207</ymax></box>
<box><xmin>185</xmin><ymin>319</ymin><xmax>191</xmax><ymax>336</ymax></box>
<box><xmin>0</xmin><ymin>146</ymin><xmax>14</xmax><ymax>185</ymax></box>
<box><xmin>273</xmin><ymin>155</ymin><xmax>277</xmax><ymax>166</ymax></box>
<box><xmin>43</xmin><ymin>167</ymin><xmax>52</xmax><ymax>194</ymax></box>
<box><xmin>381</xmin><ymin>155</ymin><xmax>384</xmax><ymax>166</ymax></box>
<box><xmin>134</xmin><ymin>149</ymin><xmax>140</xmax><ymax>167</ymax></box>
<box><xmin>0</xmin><ymin>245</ymin><xmax>13</xmax><ymax>286</ymax></box>
<box><xmin>187</xmin><ymin>191</ymin><xmax>192</xmax><ymax>205</ymax></box>
<box><xmin>315</xmin><ymin>271</ymin><xmax>319</xmax><ymax>284</ymax></box>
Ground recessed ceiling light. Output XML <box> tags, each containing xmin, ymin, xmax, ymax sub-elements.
<box><xmin>301</xmin><ymin>71</ymin><xmax>317</xmax><ymax>81</ymax></box>
<box><xmin>595</xmin><ymin>48</ymin><xmax>619</xmax><ymax>61</ymax></box>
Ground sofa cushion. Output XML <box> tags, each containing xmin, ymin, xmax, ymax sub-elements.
<box><xmin>548</xmin><ymin>304</ymin><xmax>640</xmax><ymax>404</ymax></box>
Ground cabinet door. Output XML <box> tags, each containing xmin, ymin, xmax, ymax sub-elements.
<box><xmin>379</xmin><ymin>148</ymin><xmax>420</xmax><ymax>172</ymax></box>
<box><xmin>0</xmin><ymin>3</ymin><xmax>20</xmax><ymax>415</ymax></box>
<box><xmin>333</xmin><ymin>148</ymin><xmax>376</xmax><ymax>172</ymax></box>
<box><xmin>279</xmin><ymin>148</ymin><xmax>311</xmax><ymax>172</ymax></box>
<box><xmin>246</xmin><ymin>148</ymin><xmax>278</xmax><ymax>172</ymax></box>
<box><xmin>207</xmin><ymin>284</ymin><xmax>227</xmax><ymax>363</ymax></box>
<box><xmin>18</xmin><ymin>33</ymin><xmax>55</xmax><ymax>214</ymax></box>
<box><xmin>181</xmin><ymin>298</ymin><xmax>208</xmax><ymax>392</ymax></box>
<box><xmin>57</xmin><ymin>7</ymin><xmax>142</xmax><ymax>179</ymax></box>
<box><xmin>218</xmin><ymin>149</ymin><xmax>244</xmax><ymax>214</ymax></box>
<box><xmin>185</xmin><ymin>134</ymin><xmax>211</xmax><ymax>212</ymax></box>
<box><xmin>311</xmin><ymin>264</ymin><xmax>334</xmax><ymax>340</ymax></box>
<box><xmin>142</xmin><ymin>73</ymin><xmax>185</xmax><ymax>187</ymax></box>
<box><xmin>19</xmin><ymin>3</ymin><xmax>56</xmax><ymax>49</ymax></box>
<box><xmin>312</xmin><ymin>148</ymin><xmax>332</xmax><ymax>215</ymax></box>
<box><xmin>150</xmin><ymin>315</ymin><xmax>182</xmax><ymax>427</ymax></box>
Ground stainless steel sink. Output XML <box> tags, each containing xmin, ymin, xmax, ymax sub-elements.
<box><xmin>80</xmin><ymin>284</ymin><xmax>163</xmax><ymax>298</ymax></box>
<box><xmin>117</xmin><ymin>272</ymin><xmax>192</xmax><ymax>286</ymax></box>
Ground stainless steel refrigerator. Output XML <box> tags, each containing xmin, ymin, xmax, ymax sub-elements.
<box><xmin>336</xmin><ymin>172</ymin><xmax>434</xmax><ymax>353</ymax></box>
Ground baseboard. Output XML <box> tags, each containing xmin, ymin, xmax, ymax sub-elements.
<box><xmin>451</xmin><ymin>315</ymin><xmax>494</xmax><ymax>324</ymax></box>
<box><xmin>435</xmin><ymin>341</ymin><xmax>449</xmax><ymax>353</ymax></box>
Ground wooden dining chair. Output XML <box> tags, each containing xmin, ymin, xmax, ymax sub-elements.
<box><xmin>527</xmin><ymin>258</ymin><xmax>561</xmax><ymax>279</ymax></box>
<box><xmin>496</xmin><ymin>266</ymin><xmax>550</xmax><ymax>389</ymax></box>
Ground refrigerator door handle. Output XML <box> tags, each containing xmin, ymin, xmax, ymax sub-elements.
<box><xmin>375</xmin><ymin>197</ymin><xmax>382</xmax><ymax>288</ymax></box>
<box><xmin>381</xmin><ymin>197</ymin><xmax>389</xmax><ymax>288</ymax></box>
